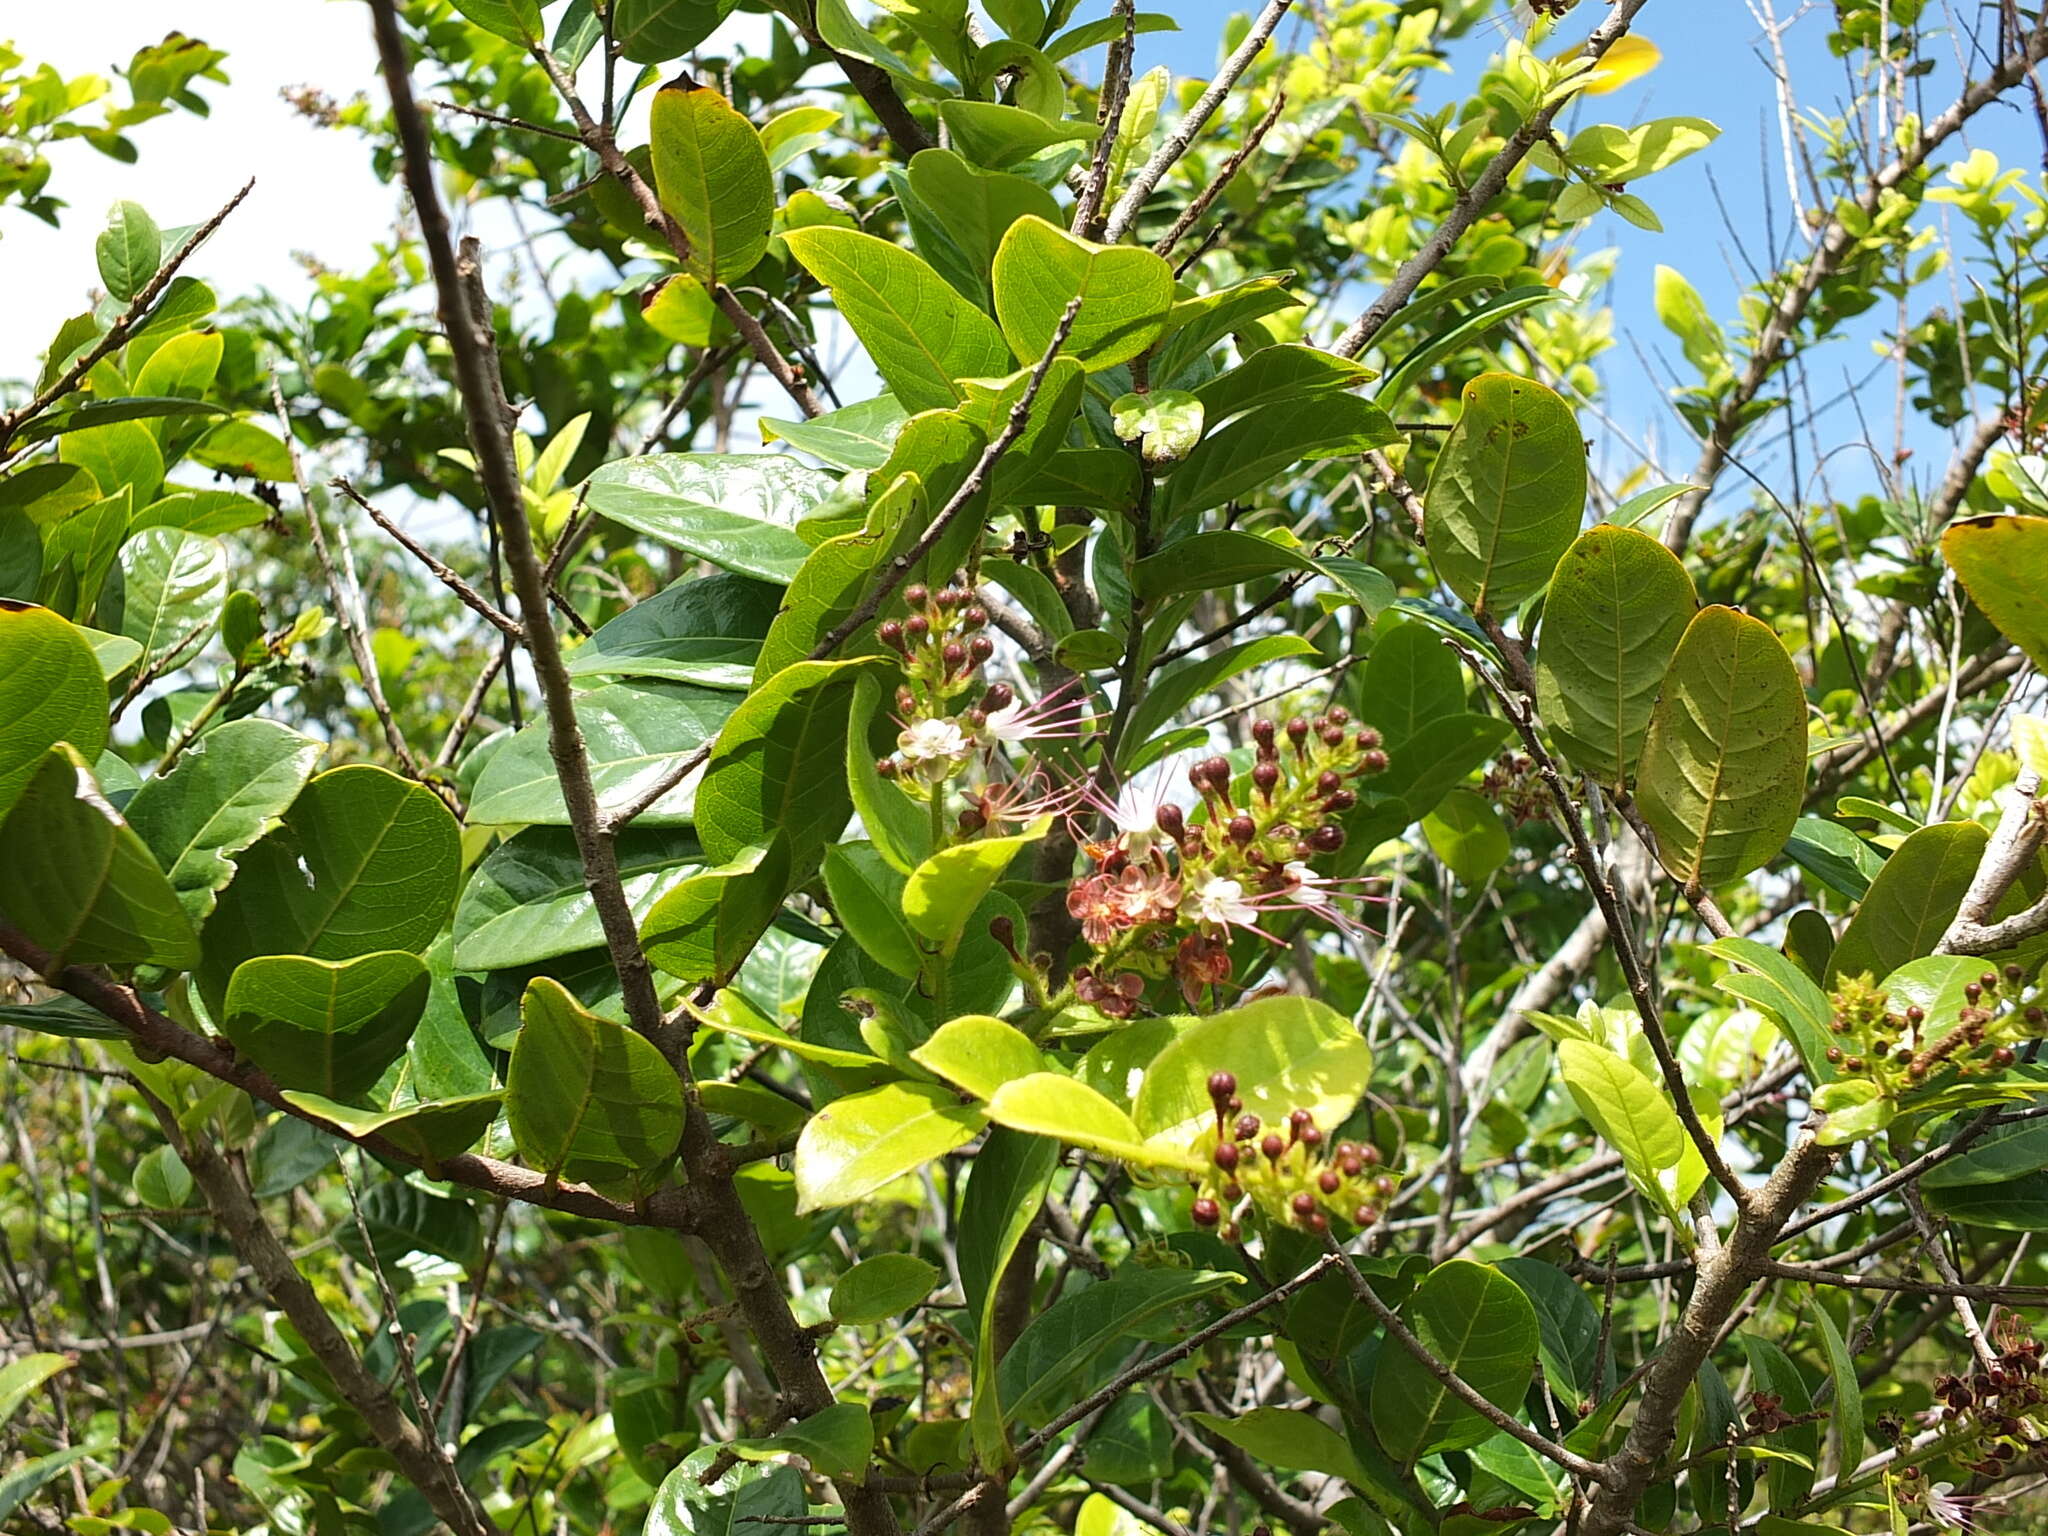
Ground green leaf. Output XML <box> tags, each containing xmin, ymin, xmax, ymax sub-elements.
<box><xmin>1925</xmin><ymin>1167</ymin><xmax>2048</xmax><ymax>1230</ymax></box>
<box><xmin>1370</xmin><ymin>1260</ymin><xmax>1539</xmax><ymax>1462</ymax></box>
<box><xmin>1157</xmin><ymin>395</ymin><xmax>1401</xmax><ymax>520</ymax></box>
<box><xmin>696</xmin><ymin>658</ymin><xmax>886</xmax><ymax>865</ymax></box>
<box><xmin>1826</xmin><ymin>821</ymin><xmax>1986</xmax><ymax>984</ymax></box>
<box><xmin>831</xmin><ymin>1253</ymin><xmax>941</xmax><ymax>1324</ymax></box>
<box><xmin>1784</xmin><ymin>817</ymin><xmax>1882</xmax><ymax>901</ymax></box>
<box><xmin>613</xmin><ymin>0</ymin><xmax>739</xmax><ymax>61</ymax></box>
<box><xmin>221</xmin><ymin>950</ymin><xmax>430</xmax><ymax>1100</ymax></box>
<box><xmin>125</xmin><ymin>717</ymin><xmax>324</xmax><ymax>929</ymax></box>
<box><xmin>1130</xmin><ymin>530</ymin><xmax>1323</xmax><ymax>603</ymax></box>
<box><xmin>1924</xmin><ymin>1119</ymin><xmax>2048</xmax><ymax>1190</ymax></box>
<box><xmin>1376</xmin><ymin>285</ymin><xmax>1563</xmax><ymax>407</ymax></box>
<box><xmin>0</xmin><ymin>601</ymin><xmax>110</xmax><ymax>823</ymax></box>
<box><xmin>1738</xmin><ymin>1335</ymin><xmax>1818</xmax><ymax>1510</ymax></box>
<box><xmin>902</xmin><ymin>825</ymin><xmax>1043</xmax><ymax>955</ymax></box>
<box><xmin>987</xmin><ymin>1072</ymin><xmax>1199</xmax><ymax>1168</ymax></box>
<box><xmin>1496</xmin><ymin>1258</ymin><xmax>1600</xmax><ymax>1400</ymax></box>
<box><xmin>1809</xmin><ymin>1300</ymin><xmax>1862</xmax><ymax>1477</ymax></box>
<box><xmin>507</xmin><ymin>977</ymin><xmax>684</xmax><ymax>1185</ymax></box>
<box><xmin>0</xmin><ymin>1446</ymin><xmax>103</xmax><ymax>1524</ymax></box>
<box><xmin>1187</xmin><ymin>1407</ymin><xmax>1367</xmax><ymax>1484</ymax></box>
<box><xmin>0</xmin><ymin>1353</ymin><xmax>73</xmax><ymax>1429</ymax></box>
<box><xmin>997</xmin><ymin>1268</ymin><xmax>1241</xmax><ymax>1426</ymax></box>
<box><xmin>991</xmin><ymin>216</ymin><xmax>1173</xmax><ymax>373</ymax></box>
<box><xmin>898</xmin><ymin>149</ymin><xmax>1062</xmax><ymax>312</ymax></box>
<box><xmin>760</xmin><ymin>396</ymin><xmax>910</xmax><ymax>472</ymax></box>
<box><xmin>199</xmin><ymin>764</ymin><xmax>460</xmax><ymax>1009</ymax></box>
<box><xmin>1119</xmin><ymin>635</ymin><xmax>1317</xmax><ymax>771</ymax></box>
<box><xmin>280</xmin><ymin>1090</ymin><xmax>503</xmax><ymax>1167</ymax></box>
<box><xmin>1195</xmin><ymin>343</ymin><xmax>1377</xmax><ymax>428</ymax></box>
<box><xmin>1704</xmin><ymin>936</ymin><xmax>1838</xmax><ymax>1084</ymax></box>
<box><xmin>96</xmin><ymin>200</ymin><xmax>162</xmax><ymax>302</ymax></box>
<box><xmin>0</xmin><ymin>744</ymin><xmax>199</xmax><ymax>969</ymax></box>
<box><xmin>1424</xmin><ymin>373</ymin><xmax>1587</xmax><ymax>615</ymax></box>
<box><xmin>564</xmin><ymin>572</ymin><xmax>780</xmax><ymax>690</ymax></box>
<box><xmin>651</xmin><ymin>81</ymin><xmax>772</xmax><ymax>285</ymax></box>
<box><xmin>468</xmin><ymin>681</ymin><xmax>738</xmax><ymax>828</ymax></box>
<box><xmin>638</xmin><ymin>839</ymin><xmax>792</xmax><ymax>985</ymax></box>
<box><xmin>338</xmin><ymin>1179</ymin><xmax>482</xmax><ymax>1268</ymax></box>
<box><xmin>912</xmin><ymin>1014</ymin><xmax>1048</xmax><ymax>1100</ymax></box>
<box><xmin>583</xmin><ymin>454</ymin><xmax>833</xmax><ymax>583</ymax></box>
<box><xmin>1635</xmin><ymin>605</ymin><xmax>1808</xmax><ymax>889</ymax></box>
<box><xmin>0</xmin><ymin>508</ymin><xmax>41</xmax><ymax>603</ymax></box>
<box><xmin>650</xmin><ymin>1456</ymin><xmax>804</xmax><ymax>1536</ymax></box>
<box><xmin>1134</xmin><ymin>995</ymin><xmax>1373</xmax><ymax>1160</ymax></box>
<box><xmin>793</xmin><ymin>1080</ymin><xmax>984</xmax><ymax>1212</ymax></box>
<box><xmin>848</xmin><ymin>675</ymin><xmax>931</xmax><ymax>874</ymax></box>
<box><xmin>1533</xmin><ymin>523</ymin><xmax>1697</xmax><ymax>784</ymax></box>
<box><xmin>937</xmin><ymin>99</ymin><xmax>1099</xmax><ymax>169</ymax></box>
<box><xmin>1360</xmin><ymin>617</ymin><xmax>1467</xmax><ymax>749</ymax></box>
<box><xmin>822</xmin><ymin>841</ymin><xmax>921</xmax><ymax>979</ymax></box>
<box><xmin>1812</xmin><ymin>1077</ymin><xmax>1895</xmax><ymax>1146</ymax></box>
<box><xmin>449</xmin><ymin>0</ymin><xmax>543</xmax><ymax>41</ymax></box>
<box><xmin>456</xmin><ymin>826</ymin><xmax>703</xmax><ymax>971</ymax></box>
<box><xmin>729</xmin><ymin>1402</ymin><xmax>874</xmax><ymax>1479</ymax></box>
<box><xmin>1557</xmin><ymin>1038</ymin><xmax>1694</xmax><ymax>1214</ymax></box>
<box><xmin>1423</xmin><ymin>786</ymin><xmax>1511</xmax><ymax>884</ymax></box>
<box><xmin>784</xmin><ymin>227</ymin><xmax>1014</xmax><ymax>414</ymax></box>
<box><xmin>1566</xmin><ymin>116</ymin><xmax>1720</xmax><ymax>181</ymax></box>
<box><xmin>1944</xmin><ymin>514</ymin><xmax>2048</xmax><ymax>668</ymax></box>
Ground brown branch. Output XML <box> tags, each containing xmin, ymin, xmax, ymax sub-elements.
<box><xmin>1071</xmin><ymin>0</ymin><xmax>1137</xmax><ymax>241</ymax></box>
<box><xmin>138</xmin><ymin>1087</ymin><xmax>493</xmax><ymax>1536</ymax></box>
<box><xmin>1102</xmin><ymin>0</ymin><xmax>1296</xmax><ymax>243</ymax></box>
<box><xmin>1332</xmin><ymin>0</ymin><xmax>1653</xmax><ymax>360</ymax></box>
<box><xmin>1939</xmin><ymin>767</ymin><xmax>2047</xmax><ymax>954</ymax></box>
<box><xmin>0</xmin><ymin>178</ymin><xmax>256</xmax><ymax>453</ymax></box>
<box><xmin>332</xmin><ymin>476</ymin><xmax>523</xmax><ymax>641</ymax></box>
<box><xmin>1151</xmin><ymin>92</ymin><xmax>1287</xmax><ymax>259</ymax></box>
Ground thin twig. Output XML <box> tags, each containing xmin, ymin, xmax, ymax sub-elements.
<box><xmin>332</xmin><ymin>477</ymin><xmax>523</xmax><ymax>640</ymax></box>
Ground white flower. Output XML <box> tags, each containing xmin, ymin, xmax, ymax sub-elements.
<box><xmin>1190</xmin><ymin>876</ymin><xmax>1260</xmax><ymax>930</ymax></box>
<box><xmin>898</xmin><ymin>718</ymin><xmax>969</xmax><ymax>765</ymax></box>
<box><xmin>1282</xmin><ymin>861</ymin><xmax>1334</xmax><ymax>908</ymax></box>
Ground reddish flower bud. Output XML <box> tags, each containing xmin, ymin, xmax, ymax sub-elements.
<box><xmin>878</xmin><ymin>619</ymin><xmax>905</xmax><ymax>650</ymax></box>
<box><xmin>1291</xmin><ymin>1192</ymin><xmax>1317</xmax><ymax>1217</ymax></box>
<box><xmin>905</xmin><ymin>614</ymin><xmax>930</xmax><ymax>641</ymax></box>
<box><xmin>1253</xmin><ymin>761</ymin><xmax>1281</xmax><ymax>797</ymax></box>
<box><xmin>1227</xmin><ymin>814</ymin><xmax>1257</xmax><ymax>845</ymax></box>
<box><xmin>904</xmin><ymin>584</ymin><xmax>929</xmax><ymax>607</ymax></box>
<box><xmin>1318</xmin><ymin>1170</ymin><xmax>1341</xmax><ymax>1195</ymax></box>
<box><xmin>876</xmin><ymin>757</ymin><xmax>899</xmax><ymax>779</ymax></box>
<box><xmin>1208</xmin><ymin>1070</ymin><xmax>1238</xmax><ymax>1100</ymax></box>
<box><xmin>1251</xmin><ymin>719</ymin><xmax>1276</xmax><ymax>748</ymax></box>
<box><xmin>1308</xmin><ymin>823</ymin><xmax>1346</xmax><ymax>853</ymax></box>
<box><xmin>982</xmin><ymin>682</ymin><xmax>1015</xmax><ymax>713</ymax></box>
<box><xmin>968</xmin><ymin>635</ymin><xmax>994</xmax><ymax>665</ymax></box>
<box><xmin>1234</xmin><ymin>1114</ymin><xmax>1261</xmax><ymax>1140</ymax></box>
<box><xmin>1214</xmin><ymin>1142</ymin><xmax>1240</xmax><ymax>1172</ymax></box>
<box><xmin>1261</xmin><ymin>1134</ymin><xmax>1286</xmax><ymax>1162</ymax></box>
<box><xmin>1324</xmin><ymin>788</ymin><xmax>1357</xmax><ymax>812</ymax></box>
<box><xmin>1191</xmin><ymin>1197</ymin><xmax>1221</xmax><ymax>1227</ymax></box>
<box><xmin>1156</xmin><ymin>802</ymin><xmax>1186</xmax><ymax>840</ymax></box>
<box><xmin>1361</xmin><ymin>748</ymin><xmax>1389</xmax><ymax>773</ymax></box>
<box><xmin>964</xmin><ymin>605</ymin><xmax>989</xmax><ymax>629</ymax></box>
<box><xmin>1354</xmin><ymin>726</ymin><xmax>1381</xmax><ymax>750</ymax></box>
<box><xmin>1328</xmin><ymin>706</ymin><xmax>1350</xmax><ymax>726</ymax></box>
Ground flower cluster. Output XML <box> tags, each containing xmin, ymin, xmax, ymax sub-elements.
<box><xmin>1480</xmin><ymin>753</ymin><xmax>1550</xmax><ymax>826</ymax></box>
<box><xmin>1887</xmin><ymin>1322</ymin><xmax>2046</xmax><ymax>1527</ymax></box>
<box><xmin>1065</xmin><ymin>710</ymin><xmax>1390</xmax><ymax>1010</ymax></box>
<box><xmin>1185</xmin><ymin>1072</ymin><xmax>1397</xmax><ymax>1240</ymax></box>
<box><xmin>1826</xmin><ymin>968</ymin><xmax>2040</xmax><ymax>1093</ymax></box>
<box><xmin>874</xmin><ymin>581</ymin><xmax>1081</xmax><ymax>807</ymax></box>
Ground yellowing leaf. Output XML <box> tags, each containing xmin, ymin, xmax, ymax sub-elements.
<box><xmin>1580</xmin><ymin>34</ymin><xmax>1660</xmax><ymax>95</ymax></box>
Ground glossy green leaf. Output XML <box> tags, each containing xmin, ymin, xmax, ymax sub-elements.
<box><xmin>1809</xmin><ymin>1301</ymin><xmax>1862</xmax><ymax>1477</ymax></box>
<box><xmin>0</xmin><ymin>601</ymin><xmax>109</xmax><ymax>823</ymax></box>
<box><xmin>911</xmin><ymin>1014</ymin><xmax>1047</xmax><ymax>1100</ymax></box>
<box><xmin>649</xmin><ymin>1456</ymin><xmax>804</xmax><ymax>1536</ymax></box>
<box><xmin>221</xmin><ymin>950</ymin><xmax>430</xmax><ymax>1100</ymax></box>
<box><xmin>651</xmin><ymin>81</ymin><xmax>772</xmax><ymax>285</ymax></box>
<box><xmin>199</xmin><ymin>764</ymin><xmax>460</xmax><ymax>1008</ymax></box>
<box><xmin>468</xmin><ymin>681</ymin><xmax>737</xmax><ymax>828</ymax></box>
<box><xmin>456</xmin><ymin>826</ymin><xmax>703</xmax><ymax>971</ymax></box>
<box><xmin>1424</xmin><ymin>373</ymin><xmax>1587</xmax><ymax>615</ymax></box>
<box><xmin>1157</xmin><ymin>395</ymin><xmax>1401</xmax><ymax>520</ymax></box>
<box><xmin>96</xmin><ymin>200</ymin><xmax>161</xmax><ymax>302</ymax></box>
<box><xmin>0</xmin><ymin>744</ymin><xmax>199</xmax><ymax>969</ymax></box>
<box><xmin>1370</xmin><ymin>1260</ymin><xmax>1539</xmax><ymax>1462</ymax></box>
<box><xmin>831</xmin><ymin>1253</ymin><xmax>941</xmax><ymax>1325</ymax></box>
<box><xmin>899</xmin><ymin>149</ymin><xmax>1061</xmax><ymax>311</ymax></box>
<box><xmin>792</xmin><ymin>1080</ymin><xmax>984</xmax><ymax>1212</ymax></box>
<box><xmin>613</xmin><ymin>0</ymin><xmax>739</xmax><ymax>61</ymax></box>
<box><xmin>564</xmin><ymin>572</ymin><xmax>780</xmax><ymax>690</ymax></box>
<box><xmin>784</xmin><ymin>227</ymin><xmax>1014</xmax><ymax>413</ymax></box>
<box><xmin>1826</xmin><ymin>821</ymin><xmax>1986</xmax><ymax>984</ymax></box>
<box><xmin>337</xmin><ymin>1179</ymin><xmax>482</xmax><ymax>1268</ymax></box>
<box><xmin>822</xmin><ymin>841</ymin><xmax>921</xmax><ymax>979</ymax></box>
<box><xmin>1497</xmin><ymin>1258</ymin><xmax>1600</xmax><ymax>1400</ymax></box>
<box><xmin>991</xmin><ymin>1071</ymin><xmax>1201</xmax><ymax>1170</ymax></box>
<box><xmin>991</xmin><ymin>215</ymin><xmax>1173</xmax><ymax>373</ymax></box>
<box><xmin>1944</xmin><ymin>513</ymin><xmax>2048</xmax><ymax>668</ymax></box>
<box><xmin>729</xmin><ymin>1402</ymin><xmax>873</xmax><ymax>1479</ymax></box>
<box><xmin>507</xmin><ymin>977</ymin><xmax>684</xmax><ymax>1185</ymax></box>
<box><xmin>1557</xmin><ymin>1038</ymin><xmax>1698</xmax><ymax>1214</ymax></box>
<box><xmin>696</xmin><ymin>657</ymin><xmax>885</xmax><ymax>864</ymax></box>
<box><xmin>902</xmin><ymin>824</ymin><xmax>1043</xmax><ymax>955</ymax></box>
<box><xmin>1130</xmin><ymin>530</ymin><xmax>1321</xmax><ymax>603</ymax></box>
<box><xmin>1423</xmin><ymin>786</ymin><xmax>1512</xmax><ymax>884</ymax></box>
<box><xmin>847</xmin><ymin>674</ymin><xmax>931</xmax><ymax>874</ymax></box>
<box><xmin>281</xmin><ymin>1090</ymin><xmax>503</xmax><ymax>1167</ymax></box>
<box><xmin>125</xmin><ymin>717</ymin><xmax>324</xmax><ymax>928</ymax></box>
<box><xmin>937</xmin><ymin>99</ymin><xmax>1098</xmax><ymax>169</ymax></box>
<box><xmin>1705</xmin><ymin>936</ymin><xmax>1838</xmax><ymax>1084</ymax></box>
<box><xmin>1119</xmin><ymin>635</ymin><xmax>1317</xmax><ymax>771</ymax></box>
<box><xmin>1924</xmin><ymin>1120</ymin><xmax>2048</xmax><ymax>1190</ymax></box>
<box><xmin>0</xmin><ymin>1353</ymin><xmax>73</xmax><ymax>1429</ymax></box>
<box><xmin>1187</xmin><ymin>1407</ymin><xmax>1367</xmax><ymax>1483</ymax></box>
<box><xmin>1135</xmin><ymin>995</ymin><xmax>1373</xmax><ymax>1159</ymax></box>
<box><xmin>583</xmin><ymin>454</ymin><xmax>832</xmax><ymax>583</ymax></box>
<box><xmin>1636</xmin><ymin>606</ymin><xmax>1807</xmax><ymax>889</ymax></box>
<box><xmin>1194</xmin><ymin>344</ymin><xmax>1377</xmax><ymax>428</ymax></box>
<box><xmin>1925</xmin><ymin>1168</ymin><xmax>2048</xmax><ymax>1230</ymax></box>
<box><xmin>0</xmin><ymin>1446</ymin><xmax>102</xmax><ymax>1524</ymax></box>
<box><xmin>998</xmin><ymin>1267</ymin><xmax>1241</xmax><ymax>1426</ymax></box>
<box><xmin>759</xmin><ymin>395</ymin><xmax>910</xmax><ymax>471</ymax></box>
<box><xmin>638</xmin><ymin>839</ymin><xmax>791</xmax><ymax>985</ymax></box>
<box><xmin>1534</xmin><ymin>523</ymin><xmax>1698</xmax><ymax>784</ymax></box>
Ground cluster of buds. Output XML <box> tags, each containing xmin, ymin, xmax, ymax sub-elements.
<box><xmin>1065</xmin><ymin>709</ymin><xmax>1391</xmax><ymax>1010</ymax></box>
<box><xmin>1825</xmin><ymin>969</ymin><xmax>2040</xmax><ymax>1096</ymax></box>
<box><xmin>1742</xmin><ymin>1390</ymin><xmax>1813</xmax><ymax>1437</ymax></box>
<box><xmin>1481</xmin><ymin>753</ymin><xmax>1550</xmax><ymax>826</ymax></box>
<box><xmin>1930</xmin><ymin>1321</ymin><xmax>2046</xmax><ymax>1477</ymax></box>
<box><xmin>1185</xmin><ymin>1072</ymin><xmax>1396</xmax><ymax>1240</ymax></box>
<box><xmin>874</xmin><ymin>581</ymin><xmax>1082</xmax><ymax>808</ymax></box>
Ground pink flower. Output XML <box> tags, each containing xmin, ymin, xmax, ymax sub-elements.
<box><xmin>981</xmin><ymin>682</ymin><xmax>1089</xmax><ymax>749</ymax></box>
